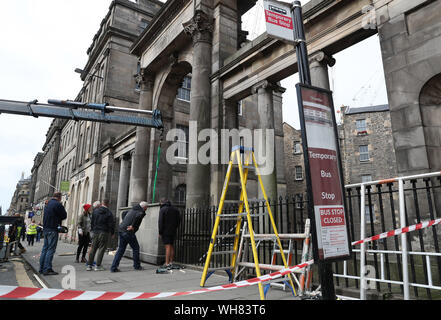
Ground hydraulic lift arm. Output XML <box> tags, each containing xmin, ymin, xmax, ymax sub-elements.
<box><xmin>0</xmin><ymin>99</ymin><xmax>163</xmax><ymax>129</ymax></box>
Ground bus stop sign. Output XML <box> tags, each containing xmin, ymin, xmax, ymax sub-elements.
<box><xmin>264</xmin><ymin>0</ymin><xmax>295</xmax><ymax>43</ymax></box>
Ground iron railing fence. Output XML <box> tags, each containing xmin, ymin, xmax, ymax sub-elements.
<box><xmin>174</xmin><ymin>172</ymin><xmax>441</xmax><ymax>299</ymax></box>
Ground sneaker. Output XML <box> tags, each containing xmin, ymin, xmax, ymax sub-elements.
<box><xmin>86</xmin><ymin>265</ymin><xmax>93</xmax><ymax>271</ymax></box>
<box><xmin>43</xmin><ymin>270</ymin><xmax>58</xmax><ymax>276</ymax></box>
<box><xmin>94</xmin><ymin>265</ymin><xmax>105</xmax><ymax>271</ymax></box>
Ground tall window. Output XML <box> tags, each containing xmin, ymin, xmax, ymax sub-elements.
<box><xmin>177</xmin><ymin>76</ymin><xmax>191</xmax><ymax>101</ymax></box>
<box><xmin>359</xmin><ymin>145</ymin><xmax>369</xmax><ymax>162</ymax></box>
<box><xmin>356</xmin><ymin>119</ymin><xmax>367</xmax><ymax>134</ymax></box>
<box><xmin>293</xmin><ymin>141</ymin><xmax>302</xmax><ymax>154</ymax></box>
<box><xmin>238</xmin><ymin>100</ymin><xmax>243</xmax><ymax>116</ymax></box>
<box><xmin>175</xmin><ymin>184</ymin><xmax>186</xmax><ymax>206</ymax></box>
<box><xmin>295</xmin><ymin>166</ymin><xmax>303</xmax><ymax>180</ymax></box>
<box><xmin>175</xmin><ymin>125</ymin><xmax>189</xmax><ymax>160</ymax></box>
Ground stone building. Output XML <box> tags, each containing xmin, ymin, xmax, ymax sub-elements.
<box><xmin>57</xmin><ymin>0</ymin><xmax>163</xmax><ymax>242</ymax></box>
<box><xmin>283</xmin><ymin>122</ymin><xmax>307</xmax><ymax>199</ymax></box>
<box><xmin>7</xmin><ymin>173</ymin><xmax>32</xmax><ymax>218</ymax></box>
<box><xmin>29</xmin><ymin>119</ymin><xmax>62</xmax><ymax>210</ymax></box>
<box><xmin>339</xmin><ymin>104</ymin><xmax>397</xmax><ymax>185</ymax></box>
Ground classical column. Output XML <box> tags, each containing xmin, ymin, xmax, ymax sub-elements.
<box><xmin>252</xmin><ymin>80</ymin><xmax>278</xmax><ymax>205</ymax></box>
<box><xmin>183</xmin><ymin>10</ymin><xmax>214</xmax><ymax>209</ymax></box>
<box><xmin>309</xmin><ymin>51</ymin><xmax>335</xmax><ymax>90</ymax></box>
<box><xmin>129</xmin><ymin>70</ymin><xmax>154</xmax><ymax>206</ymax></box>
<box><xmin>116</xmin><ymin>155</ymin><xmax>130</xmax><ymax>212</ymax></box>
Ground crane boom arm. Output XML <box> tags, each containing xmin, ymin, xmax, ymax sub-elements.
<box><xmin>0</xmin><ymin>99</ymin><xmax>163</xmax><ymax>129</ymax></box>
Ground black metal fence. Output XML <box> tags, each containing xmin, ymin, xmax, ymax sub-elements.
<box><xmin>174</xmin><ymin>175</ymin><xmax>441</xmax><ymax>298</ymax></box>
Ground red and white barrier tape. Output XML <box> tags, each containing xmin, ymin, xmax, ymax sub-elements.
<box><xmin>351</xmin><ymin>217</ymin><xmax>441</xmax><ymax>246</ymax></box>
<box><xmin>2</xmin><ymin>217</ymin><xmax>440</xmax><ymax>300</ymax></box>
<box><xmin>0</xmin><ymin>260</ymin><xmax>314</xmax><ymax>300</ymax></box>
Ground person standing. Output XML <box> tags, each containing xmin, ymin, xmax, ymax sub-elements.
<box><xmin>26</xmin><ymin>220</ymin><xmax>38</xmax><ymax>246</ymax></box>
<box><xmin>76</xmin><ymin>204</ymin><xmax>92</xmax><ymax>263</ymax></box>
<box><xmin>8</xmin><ymin>214</ymin><xmax>26</xmax><ymax>254</ymax></box>
<box><xmin>39</xmin><ymin>192</ymin><xmax>67</xmax><ymax>276</ymax></box>
<box><xmin>20</xmin><ymin>221</ymin><xmax>26</xmax><ymax>242</ymax></box>
<box><xmin>36</xmin><ymin>223</ymin><xmax>43</xmax><ymax>243</ymax></box>
<box><xmin>87</xmin><ymin>199</ymin><xmax>114</xmax><ymax>271</ymax></box>
<box><xmin>158</xmin><ymin>199</ymin><xmax>181</xmax><ymax>269</ymax></box>
<box><xmin>110</xmin><ymin>202</ymin><xmax>148</xmax><ymax>273</ymax></box>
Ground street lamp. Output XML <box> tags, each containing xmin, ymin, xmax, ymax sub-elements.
<box><xmin>74</xmin><ymin>68</ymin><xmax>104</xmax><ymax>80</ymax></box>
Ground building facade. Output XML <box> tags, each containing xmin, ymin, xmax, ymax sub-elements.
<box><xmin>7</xmin><ymin>173</ymin><xmax>32</xmax><ymax>218</ymax></box>
<box><xmin>283</xmin><ymin>122</ymin><xmax>307</xmax><ymax>199</ymax></box>
<box><xmin>339</xmin><ymin>104</ymin><xmax>398</xmax><ymax>185</ymax></box>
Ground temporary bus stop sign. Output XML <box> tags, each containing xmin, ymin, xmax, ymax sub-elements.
<box><xmin>263</xmin><ymin>0</ymin><xmax>295</xmax><ymax>43</ymax></box>
<box><xmin>296</xmin><ymin>83</ymin><xmax>352</xmax><ymax>262</ymax></box>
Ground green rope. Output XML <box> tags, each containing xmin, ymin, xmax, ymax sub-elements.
<box><xmin>152</xmin><ymin>129</ymin><xmax>164</xmax><ymax>203</ymax></box>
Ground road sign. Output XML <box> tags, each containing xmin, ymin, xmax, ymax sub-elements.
<box><xmin>60</xmin><ymin>181</ymin><xmax>70</xmax><ymax>193</ymax></box>
<box><xmin>296</xmin><ymin>83</ymin><xmax>351</xmax><ymax>262</ymax></box>
<box><xmin>263</xmin><ymin>0</ymin><xmax>295</xmax><ymax>43</ymax></box>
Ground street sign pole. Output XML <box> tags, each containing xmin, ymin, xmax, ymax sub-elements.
<box><xmin>291</xmin><ymin>1</ymin><xmax>336</xmax><ymax>301</ymax></box>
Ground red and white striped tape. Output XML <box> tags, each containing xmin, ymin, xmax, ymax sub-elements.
<box><xmin>351</xmin><ymin>217</ymin><xmax>441</xmax><ymax>246</ymax></box>
<box><xmin>2</xmin><ymin>216</ymin><xmax>440</xmax><ymax>300</ymax></box>
<box><xmin>0</xmin><ymin>260</ymin><xmax>314</xmax><ymax>300</ymax></box>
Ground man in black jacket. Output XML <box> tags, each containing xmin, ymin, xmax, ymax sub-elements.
<box><xmin>158</xmin><ymin>198</ymin><xmax>180</xmax><ymax>269</ymax></box>
<box><xmin>39</xmin><ymin>192</ymin><xmax>67</xmax><ymax>275</ymax></box>
<box><xmin>110</xmin><ymin>202</ymin><xmax>148</xmax><ymax>272</ymax></box>
<box><xmin>86</xmin><ymin>199</ymin><xmax>115</xmax><ymax>271</ymax></box>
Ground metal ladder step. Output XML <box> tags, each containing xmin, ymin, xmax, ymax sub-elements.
<box><xmin>217</xmin><ymin>212</ymin><xmax>266</xmax><ymax>219</ymax></box>
<box><xmin>212</xmin><ymin>250</ymin><xmax>236</xmax><ymax>256</ymax></box>
<box><xmin>215</xmin><ymin>234</ymin><xmax>238</xmax><ymax>239</ymax></box>
<box><xmin>242</xmin><ymin>233</ymin><xmax>307</xmax><ymax>240</ymax></box>
<box><xmin>237</xmin><ymin>262</ymin><xmax>302</xmax><ymax>273</ymax></box>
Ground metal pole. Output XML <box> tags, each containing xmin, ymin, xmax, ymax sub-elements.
<box><xmin>292</xmin><ymin>0</ymin><xmax>335</xmax><ymax>300</ymax></box>
<box><xmin>360</xmin><ymin>184</ymin><xmax>366</xmax><ymax>300</ymax></box>
<box><xmin>399</xmin><ymin>178</ymin><xmax>410</xmax><ymax>299</ymax></box>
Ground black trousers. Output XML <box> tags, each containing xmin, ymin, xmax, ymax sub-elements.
<box><xmin>76</xmin><ymin>232</ymin><xmax>91</xmax><ymax>260</ymax></box>
<box><xmin>27</xmin><ymin>234</ymin><xmax>35</xmax><ymax>246</ymax></box>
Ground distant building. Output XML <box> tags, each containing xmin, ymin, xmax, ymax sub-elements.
<box><xmin>7</xmin><ymin>173</ymin><xmax>32</xmax><ymax>219</ymax></box>
<box><xmin>338</xmin><ymin>104</ymin><xmax>397</xmax><ymax>185</ymax></box>
<box><xmin>283</xmin><ymin>122</ymin><xmax>307</xmax><ymax>200</ymax></box>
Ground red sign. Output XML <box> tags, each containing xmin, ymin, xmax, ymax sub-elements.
<box><xmin>297</xmin><ymin>84</ymin><xmax>351</xmax><ymax>262</ymax></box>
<box><xmin>319</xmin><ymin>207</ymin><xmax>345</xmax><ymax>227</ymax></box>
<box><xmin>265</xmin><ymin>10</ymin><xmax>293</xmax><ymax>30</ymax></box>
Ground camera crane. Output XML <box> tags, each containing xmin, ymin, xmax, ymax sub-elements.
<box><xmin>0</xmin><ymin>98</ymin><xmax>163</xmax><ymax>129</ymax></box>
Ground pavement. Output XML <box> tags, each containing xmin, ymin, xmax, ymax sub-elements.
<box><xmin>15</xmin><ymin>239</ymin><xmax>300</xmax><ymax>301</ymax></box>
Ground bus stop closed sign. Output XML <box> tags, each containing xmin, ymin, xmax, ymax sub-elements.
<box><xmin>264</xmin><ymin>0</ymin><xmax>295</xmax><ymax>43</ymax></box>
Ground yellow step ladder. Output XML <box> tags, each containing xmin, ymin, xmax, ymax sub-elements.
<box><xmin>199</xmin><ymin>146</ymin><xmax>295</xmax><ymax>300</ymax></box>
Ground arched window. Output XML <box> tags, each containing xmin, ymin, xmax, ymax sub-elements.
<box><xmin>174</xmin><ymin>184</ymin><xmax>186</xmax><ymax>206</ymax></box>
<box><xmin>419</xmin><ymin>73</ymin><xmax>441</xmax><ymax>170</ymax></box>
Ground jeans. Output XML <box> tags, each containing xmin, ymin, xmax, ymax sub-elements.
<box><xmin>111</xmin><ymin>232</ymin><xmax>140</xmax><ymax>271</ymax></box>
<box><xmin>39</xmin><ymin>231</ymin><xmax>59</xmax><ymax>273</ymax></box>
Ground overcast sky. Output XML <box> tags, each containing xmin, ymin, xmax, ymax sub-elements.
<box><xmin>0</xmin><ymin>0</ymin><xmax>388</xmax><ymax>213</ymax></box>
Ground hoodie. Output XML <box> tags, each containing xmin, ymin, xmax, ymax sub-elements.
<box><xmin>91</xmin><ymin>206</ymin><xmax>115</xmax><ymax>235</ymax></box>
<box><xmin>158</xmin><ymin>201</ymin><xmax>181</xmax><ymax>236</ymax></box>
